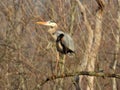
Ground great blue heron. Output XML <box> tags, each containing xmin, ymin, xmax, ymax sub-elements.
<box><xmin>36</xmin><ymin>20</ymin><xmax>75</xmax><ymax>72</ymax></box>
<box><xmin>36</xmin><ymin>20</ymin><xmax>75</xmax><ymax>54</ymax></box>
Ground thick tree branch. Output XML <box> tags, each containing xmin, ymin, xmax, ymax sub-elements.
<box><xmin>36</xmin><ymin>71</ymin><xmax>120</xmax><ymax>88</ymax></box>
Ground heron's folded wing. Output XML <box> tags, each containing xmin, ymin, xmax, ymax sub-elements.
<box><xmin>61</xmin><ymin>34</ymin><xmax>75</xmax><ymax>51</ymax></box>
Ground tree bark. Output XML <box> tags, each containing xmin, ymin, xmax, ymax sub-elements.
<box><xmin>86</xmin><ymin>0</ymin><xmax>105</xmax><ymax>90</ymax></box>
<box><xmin>86</xmin><ymin>9</ymin><xmax>103</xmax><ymax>90</ymax></box>
<box><xmin>75</xmin><ymin>0</ymin><xmax>105</xmax><ymax>90</ymax></box>
<box><xmin>112</xmin><ymin>0</ymin><xmax>120</xmax><ymax>90</ymax></box>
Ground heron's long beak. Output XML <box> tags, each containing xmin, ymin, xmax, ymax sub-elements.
<box><xmin>36</xmin><ymin>21</ymin><xmax>52</xmax><ymax>27</ymax></box>
<box><xmin>36</xmin><ymin>21</ymin><xmax>47</xmax><ymax>25</ymax></box>
<box><xmin>36</xmin><ymin>21</ymin><xmax>57</xmax><ymax>27</ymax></box>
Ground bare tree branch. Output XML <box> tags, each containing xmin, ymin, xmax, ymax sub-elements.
<box><xmin>36</xmin><ymin>71</ymin><xmax>120</xmax><ymax>89</ymax></box>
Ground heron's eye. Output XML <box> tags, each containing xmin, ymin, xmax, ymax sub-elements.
<box><xmin>50</xmin><ymin>20</ymin><xmax>54</xmax><ymax>22</ymax></box>
<box><xmin>50</xmin><ymin>26</ymin><xmax>53</xmax><ymax>28</ymax></box>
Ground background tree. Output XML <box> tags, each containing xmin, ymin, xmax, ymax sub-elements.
<box><xmin>0</xmin><ymin>0</ymin><xmax>120</xmax><ymax>90</ymax></box>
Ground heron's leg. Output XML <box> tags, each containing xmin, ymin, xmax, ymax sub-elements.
<box><xmin>61</xmin><ymin>55</ymin><xmax>66</xmax><ymax>75</ymax></box>
<box><xmin>56</xmin><ymin>54</ymin><xmax>65</xmax><ymax>90</ymax></box>
<box><xmin>55</xmin><ymin>51</ymin><xmax>59</xmax><ymax>73</ymax></box>
<box><xmin>53</xmin><ymin>52</ymin><xmax>59</xmax><ymax>90</ymax></box>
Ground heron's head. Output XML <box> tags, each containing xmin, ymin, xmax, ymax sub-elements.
<box><xmin>36</xmin><ymin>20</ymin><xmax>57</xmax><ymax>27</ymax></box>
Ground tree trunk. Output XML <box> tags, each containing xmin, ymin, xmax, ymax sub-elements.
<box><xmin>75</xmin><ymin>0</ymin><xmax>104</xmax><ymax>90</ymax></box>
<box><xmin>86</xmin><ymin>10</ymin><xmax>103</xmax><ymax>90</ymax></box>
<box><xmin>112</xmin><ymin>0</ymin><xmax>120</xmax><ymax>90</ymax></box>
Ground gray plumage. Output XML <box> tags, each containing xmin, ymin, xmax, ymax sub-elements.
<box><xmin>54</xmin><ymin>30</ymin><xmax>75</xmax><ymax>54</ymax></box>
<box><xmin>36</xmin><ymin>20</ymin><xmax>75</xmax><ymax>54</ymax></box>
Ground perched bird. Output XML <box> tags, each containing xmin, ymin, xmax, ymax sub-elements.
<box><xmin>36</xmin><ymin>20</ymin><xmax>75</xmax><ymax>54</ymax></box>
